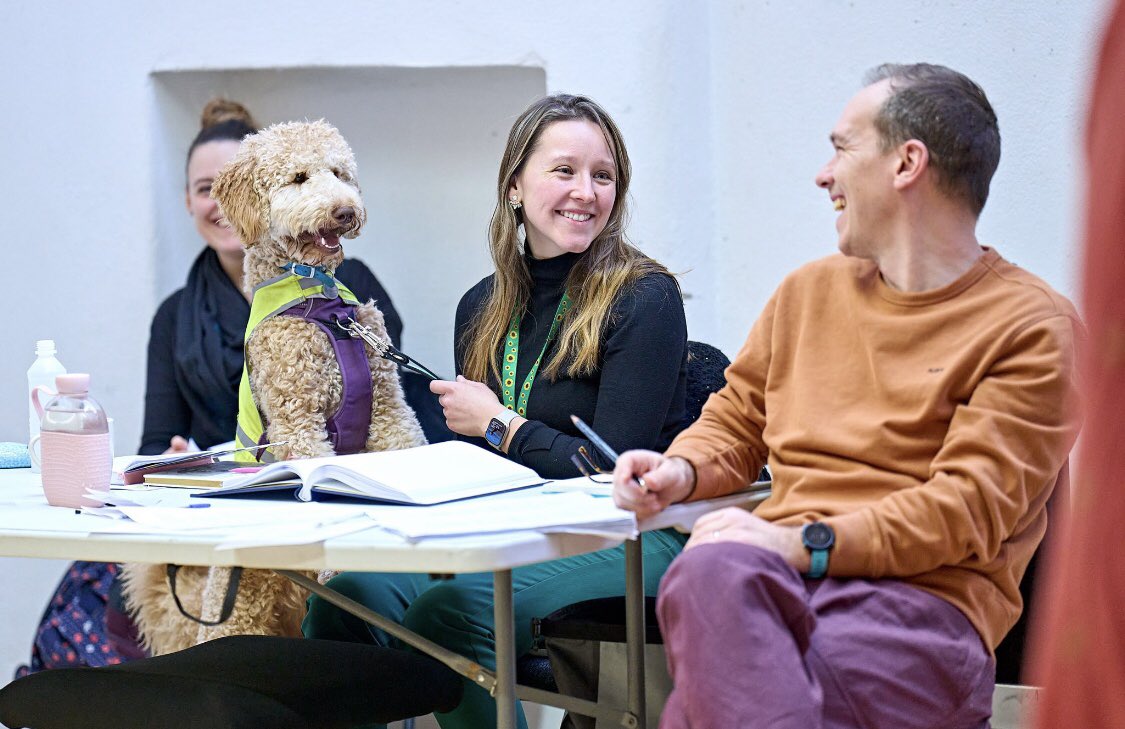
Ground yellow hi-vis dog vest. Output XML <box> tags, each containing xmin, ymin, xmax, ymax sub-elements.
<box><xmin>234</xmin><ymin>270</ymin><xmax>363</xmax><ymax>464</ymax></box>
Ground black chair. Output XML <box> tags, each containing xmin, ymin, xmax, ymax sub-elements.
<box><xmin>0</xmin><ymin>635</ymin><xmax>462</xmax><ymax>729</ymax></box>
<box><xmin>993</xmin><ymin>461</ymin><xmax>1070</xmax><ymax>684</ymax></box>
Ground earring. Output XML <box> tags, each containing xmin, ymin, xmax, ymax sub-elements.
<box><xmin>508</xmin><ymin>197</ymin><xmax>522</xmax><ymax>211</ymax></box>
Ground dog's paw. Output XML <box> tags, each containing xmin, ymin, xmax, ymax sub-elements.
<box><xmin>317</xmin><ymin>569</ymin><xmax>341</xmax><ymax>585</ymax></box>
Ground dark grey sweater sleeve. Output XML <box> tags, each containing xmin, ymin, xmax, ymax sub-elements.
<box><xmin>139</xmin><ymin>291</ymin><xmax>191</xmax><ymax>455</ymax></box>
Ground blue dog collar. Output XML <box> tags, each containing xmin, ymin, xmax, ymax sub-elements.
<box><xmin>281</xmin><ymin>262</ymin><xmax>337</xmax><ymax>292</ymax></box>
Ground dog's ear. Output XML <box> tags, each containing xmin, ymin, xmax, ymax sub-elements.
<box><xmin>212</xmin><ymin>146</ymin><xmax>267</xmax><ymax>247</ymax></box>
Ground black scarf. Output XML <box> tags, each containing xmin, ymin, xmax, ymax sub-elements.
<box><xmin>173</xmin><ymin>248</ymin><xmax>249</xmax><ymax>446</ymax></box>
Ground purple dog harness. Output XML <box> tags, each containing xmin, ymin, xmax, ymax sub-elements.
<box><xmin>277</xmin><ymin>297</ymin><xmax>373</xmax><ymax>455</ymax></box>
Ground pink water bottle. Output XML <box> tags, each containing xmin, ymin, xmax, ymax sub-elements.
<box><xmin>29</xmin><ymin>374</ymin><xmax>111</xmax><ymax>508</ymax></box>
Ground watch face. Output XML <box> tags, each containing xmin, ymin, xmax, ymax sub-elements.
<box><xmin>803</xmin><ymin>522</ymin><xmax>835</xmax><ymax>550</ymax></box>
<box><xmin>484</xmin><ymin>418</ymin><xmax>505</xmax><ymax>447</ymax></box>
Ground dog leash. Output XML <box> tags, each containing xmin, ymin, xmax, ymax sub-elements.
<box><xmin>332</xmin><ymin>315</ymin><xmax>441</xmax><ymax>381</ymax></box>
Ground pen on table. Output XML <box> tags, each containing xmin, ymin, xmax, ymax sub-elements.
<box><xmin>569</xmin><ymin>415</ymin><xmax>648</xmax><ymax>493</ymax></box>
<box><xmin>102</xmin><ymin>502</ymin><xmax>210</xmax><ymax>509</ymax></box>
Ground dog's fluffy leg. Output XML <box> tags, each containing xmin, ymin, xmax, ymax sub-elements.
<box><xmin>355</xmin><ymin>303</ymin><xmax>427</xmax><ymax>452</ymax></box>
<box><xmin>119</xmin><ymin>562</ymin><xmax>212</xmax><ymax>656</ymax></box>
<box><xmin>194</xmin><ymin>566</ymin><xmax>313</xmax><ymax>645</ymax></box>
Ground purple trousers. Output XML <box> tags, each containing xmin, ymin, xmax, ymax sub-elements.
<box><xmin>656</xmin><ymin>543</ymin><xmax>994</xmax><ymax>729</ymax></box>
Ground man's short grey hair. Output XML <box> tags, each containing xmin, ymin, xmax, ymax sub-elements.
<box><xmin>865</xmin><ymin>63</ymin><xmax>1001</xmax><ymax>216</ymax></box>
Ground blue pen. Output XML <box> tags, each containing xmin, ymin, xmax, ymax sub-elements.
<box><xmin>104</xmin><ymin>501</ymin><xmax>209</xmax><ymax>509</ymax></box>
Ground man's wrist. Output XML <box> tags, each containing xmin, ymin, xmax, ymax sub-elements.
<box><xmin>787</xmin><ymin>528</ymin><xmax>811</xmax><ymax>572</ymax></box>
<box><xmin>670</xmin><ymin>456</ymin><xmax>698</xmax><ymax>503</ymax></box>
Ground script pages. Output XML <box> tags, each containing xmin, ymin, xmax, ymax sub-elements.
<box><xmin>207</xmin><ymin>441</ymin><xmax>544</xmax><ymax>505</ymax></box>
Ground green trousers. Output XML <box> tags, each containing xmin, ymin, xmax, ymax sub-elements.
<box><xmin>302</xmin><ymin>529</ymin><xmax>687</xmax><ymax>729</ymax></box>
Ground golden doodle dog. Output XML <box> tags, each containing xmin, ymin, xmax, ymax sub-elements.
<box><xmin>122</xmin><ymin>120</ymin><xmax>425</xmax><ymax>655</ymax></box>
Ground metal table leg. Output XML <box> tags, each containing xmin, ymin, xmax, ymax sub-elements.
<box><xmin>276</xmin><ymin>570</ymin><xmax>496</xmax><ymax>689</ymax></box>
<box><xmin>494</xmin><ymin>569</ymin><xmax>517</xmax><ymax>729</ymax></box>
<box><xmin>625</xmin><ymin>538</ymin><xmax>647</xmax><ymax>729</ymax></box>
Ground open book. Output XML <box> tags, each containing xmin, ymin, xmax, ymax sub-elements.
<box><xmin>198</xmin><ymin>441</ymin><xmax>544</xmax><ymax>505</ymax></box>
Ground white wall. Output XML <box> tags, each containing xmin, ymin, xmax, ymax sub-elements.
<box><xmin>0</xmin><ymin>0</ymin><xmax>1108</xmax><ymax>687</ymax></box>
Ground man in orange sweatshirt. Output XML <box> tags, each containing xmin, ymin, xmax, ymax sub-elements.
<box><xmin>614</xmin><ymin>64</ymin><xmax>1082</xmax><ymax>729</ymax></box>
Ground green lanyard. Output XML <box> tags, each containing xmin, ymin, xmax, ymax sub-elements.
<box><xmin>501</xmin><ymin>293</ymin><xmax>572</xmax><ymax>416</ymax></box>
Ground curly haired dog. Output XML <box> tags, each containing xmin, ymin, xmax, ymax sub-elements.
<box><xmin>122</xmin><ymin>120</ymin><xmax>425</xmax><ymax>656</ymax></box>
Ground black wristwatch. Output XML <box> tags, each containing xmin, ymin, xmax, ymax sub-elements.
<box><xmin>801</xmin><ymin>522</ymin><xmax>835</xmax><ymax>579</ymax></box>
<box><xmin>484</xmin><ymin>409</ymin><xmax>519</xmax><ymax>450</ymax></box>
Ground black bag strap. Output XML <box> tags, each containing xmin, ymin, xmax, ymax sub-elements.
<box><xmin>165</xmin><ymin>565</ymin><xmax>243</xmax><ymax>626</ymax></box>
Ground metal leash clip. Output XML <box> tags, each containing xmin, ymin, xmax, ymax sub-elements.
<box><xmin>332</xmin><ymin>314</ymin><xmax>441</xmax><ymax>381</ymax></box>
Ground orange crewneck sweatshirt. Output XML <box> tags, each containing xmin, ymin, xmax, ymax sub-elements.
<box><xmin>668</xmin><ymin>248</ymin><xmax>1082</xmax><ymax>649</ymax></box>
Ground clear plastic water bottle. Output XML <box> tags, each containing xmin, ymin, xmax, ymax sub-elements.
<box><xmin>30</xmin><ymin>374</ymin><xmax>111</xmax><ymax>508</ymax></box>
<box><xmin>27</xmin><ymin>339</ymin><xmax>66</xmax><ymax>474</ymax></box>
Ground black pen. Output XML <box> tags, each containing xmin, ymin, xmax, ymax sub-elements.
<box><xmin>570</xmin><ymin>415</ymin><xmax>648</xmax><ymax>493</ymax></box>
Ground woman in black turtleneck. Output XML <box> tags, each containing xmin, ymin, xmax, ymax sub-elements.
<box><xmin>448</xmin><ymin>248</ymin><xmax>687</xmax><ymax>477</ymax></box>
<box><xmin>304</xmin><ymin>94</ymin><xmax>689</xmax><ymax>729</ymax></box>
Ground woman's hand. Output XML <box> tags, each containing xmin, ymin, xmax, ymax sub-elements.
<box><xmin>430</xmin><ymin>376</ymin><xmax>505</xmax><ymax>438</ymax></box>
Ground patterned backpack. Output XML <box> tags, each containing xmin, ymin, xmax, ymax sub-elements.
<box><xmin>14</xmin><ymin>562</ymin><xmax>145</xmax><ymax>678</ymax></box>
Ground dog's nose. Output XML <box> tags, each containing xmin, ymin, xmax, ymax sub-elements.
<box><xmin>333</xmin><ymin>206</ymin><xmax>356</xmax><ymax>227</ymax></box>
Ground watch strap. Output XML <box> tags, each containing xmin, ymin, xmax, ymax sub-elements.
<box><xmin>806</xmin><ymin>548</ymin><xmax>829</xmax><ymax>579</ymax></box>
<box><xmin>491</xmin><ymin>409</ymin><xmax>519</xmax><ymax>428</ymax></box>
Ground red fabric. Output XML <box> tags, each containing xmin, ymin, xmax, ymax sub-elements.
<box><xmin>1031</xmin><ymin>1</ymin><xmax>1125</xmax><ymax>725</ymax></box>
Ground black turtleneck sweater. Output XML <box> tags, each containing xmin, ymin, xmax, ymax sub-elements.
<box><xmin>454</xmin><ymin>251</ymin><xmax>689</xmax><ymax>479</ymax></box>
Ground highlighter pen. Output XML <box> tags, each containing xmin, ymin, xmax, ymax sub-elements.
<box><xmin>569</xmin><ymin>415</ymin><xmax>648</xmax><ymax>493</ymax></box>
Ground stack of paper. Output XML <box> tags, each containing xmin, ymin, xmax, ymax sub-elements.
<box><xmin>365</xmin><ymin>486</ymin><xmax>637</xmax><ymax>542</ymax></box>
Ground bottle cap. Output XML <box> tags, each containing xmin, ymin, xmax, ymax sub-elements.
<box><xmin>55</xmin><ymin>373</ymin><xmax>90</xmax><ymax>394</ymax></box>
<box><xmin>35</xmin><ymin>339</ymin><xmax>57</xmax><ymax>356</ymax></box>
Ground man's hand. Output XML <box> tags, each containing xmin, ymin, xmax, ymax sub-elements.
<box><xmin>612</xmin><ymin>450</ymin><xmax>695</xmax><ymax>519</ymax></box>
<box><xmin>163</xmin><ymin>435</ymin><xmax>189</xmax><ymax>455</ymax></box>
<box><xmin>686</xmin><ymin>508</ymin><xmax>809</xmax><ymax>573</ymax></box>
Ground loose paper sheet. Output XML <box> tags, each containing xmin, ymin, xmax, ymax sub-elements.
<box><xmin>365</xmin><ymin>488</ymin><xmax>636</xmax><ymax>541</ymax></box>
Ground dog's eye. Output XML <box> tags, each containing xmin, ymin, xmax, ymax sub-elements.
<box><xmin>332</xmin><ymin>168</ymin><xmax>342</xmax><ymax>179</ymax></box>
<box><xmin>293</xmin><ymin>172</ymin><xmax>308</xmax><ymax>184</ymax></box>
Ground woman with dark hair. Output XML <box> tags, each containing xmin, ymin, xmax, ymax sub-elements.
<box><xmin>303</xmin><ymin>93</ymin><xmax>690</xmax><ymax>729</ymax></box>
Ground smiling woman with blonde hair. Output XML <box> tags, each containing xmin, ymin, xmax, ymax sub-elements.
<box><xmin>304</xmin><ymin>93</ymin><xmax>691</xmax><ymax>729</ymax></box>
<box><xmin>437</xmin><ymin>93</ymin><xmax>688</xmax><ymax>477</ymax></box>
<box><xmin>463</xmin><ymin>93</ymin><xmax>670</xmax><ymax>386</ymax></box>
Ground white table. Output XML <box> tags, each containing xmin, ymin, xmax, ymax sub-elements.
<box><xmin>0</xmin><ymin>468</ymin><xmax>766</xmax><ymax>729</ymax></box>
